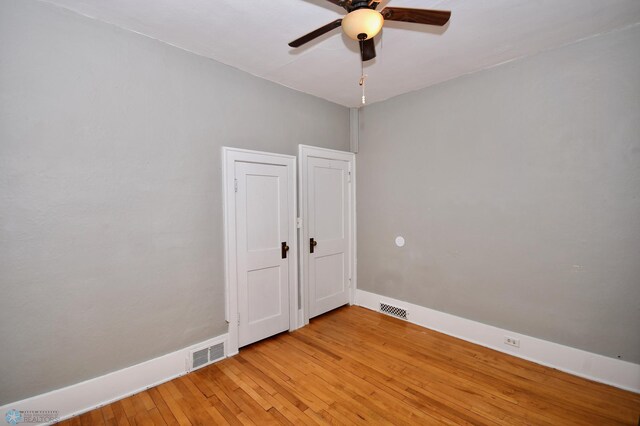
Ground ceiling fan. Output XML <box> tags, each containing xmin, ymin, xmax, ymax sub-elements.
<box><xmin>288</xmin><ymin>0</ymin><xmax>451</xmax><ymax>62</ymax></box>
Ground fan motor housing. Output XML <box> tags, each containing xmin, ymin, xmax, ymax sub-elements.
<box><xmin>349</xmin><ymin>1</ymin><xmax>372</xmax><ymax>11</ymax></box>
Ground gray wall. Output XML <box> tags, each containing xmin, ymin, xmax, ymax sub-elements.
<box><xmin>0</xmin><ymin>0</ymin><xmax>348</xmax><ymax>404</ymax></box>
<box><xmin>358</xmin><ymin>25</ymin><xmax>640</xmax><ymax>363</ymax></box>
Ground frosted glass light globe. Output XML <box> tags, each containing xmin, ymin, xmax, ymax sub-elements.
<box><xmin>341</xmin><ymin>9</ymin><xmax>384</xmax><ymax>40</ymax></box>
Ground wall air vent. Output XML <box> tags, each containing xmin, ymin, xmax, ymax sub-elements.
<box><xmin>209</xmin><ymin>342</ymin><xmax>225</xmax><ymax>363</ymax></box>
<box><xmin>189</xmin><ymin>341</ymin><xmax>226</xmax><ymax>371</ymax></box>
<box><xmin>379</xmin><ymin>302</ymin><xmax>408</xmax><ymax>320</ymax></box>
<box><xmin>191</xmin><ymin>347</ymin><xmax>209</xmax><ymax>370</ymax></box>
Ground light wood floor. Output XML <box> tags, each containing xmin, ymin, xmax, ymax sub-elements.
<box><xmin>59</xmin><ymin>306</ymin><xmax>640</xmax><ymax>425</ymax></box>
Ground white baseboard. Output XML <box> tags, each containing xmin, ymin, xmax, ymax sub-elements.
<box><xmin>356</xmin><ymin>289</ymin><xmax>640</xmax><ymax>393</ymax></box>
<box><xmin>0</xmin><ymin>334</ymin><xmax>229</xmax><ymax>425</ymax></box>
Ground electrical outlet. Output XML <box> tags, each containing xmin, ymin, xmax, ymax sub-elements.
<box><xmin>504</xmin><ymin>336</ymin><xmax>520</xmax><ymax>348</ymax></box>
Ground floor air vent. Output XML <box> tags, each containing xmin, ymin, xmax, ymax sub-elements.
<box><xmin>380</xmin><ymin>302</ymin><xmax>408</xmax><ymax>320</ymax></box>
<box><xmin>189</xmin><ymin>342</ymin><xmax>225</xmax><ymax>371</ymax></box>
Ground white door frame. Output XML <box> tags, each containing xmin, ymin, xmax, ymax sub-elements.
<box><xmin>222</xmin><ymin>147</ymin><xmax>299</xmax><ymax>356</ymax></box>
<box><xmin>298</xmin><ymin>145</ymin><xmax>356</xmax><ymax>326</ymax></box>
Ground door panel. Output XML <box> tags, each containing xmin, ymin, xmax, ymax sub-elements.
<box><xmin>307</xmin><ymin>157</ymin><xmax>351</xmax><ymax>318</ymax></box>
<box><xmin>314</xmin><ymin>166</ymin><xmax>345</xmax><ymax>241</ymax></box>
<box><xmin>246</xmin><ymin>175</ymin><xmax>280</xmax><ymax>251</ymax></box>
<box><xmin>314</xmin><ymin>253</ymin><xmax>345</xmax><ymax>300</ymax></box>
<box><xmin>247</xmin><ymin>267</ymin><xmax>282</xmax><ymax>323</ymax></box>
<box><xmin>236</xmin><ymin>162</ymin><xmax>290</xmax><ymax>347</ymax></box>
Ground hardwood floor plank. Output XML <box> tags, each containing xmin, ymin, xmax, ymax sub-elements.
<box><xmin>266</xmin><ymin>407</ymin><xmax>295</xmax><ymax>426</ymax></box>
<box><xmin>109</xmin><ymin>401</ymin><xmax>133</xmax><ymax>426</ymax></box>
<box><xmin>146</xmin><ymin>388</ymin><xmax>179</xmax><ymax>426</ymax></box>
<box><xmin>303</xmin><ymin>408</ymin><xmax>341</xmax><ymax>426</ymax></box>
<box><xmin>155</xmin><ymin>383</ymin><xmax>192</xmax><ymax>426</ymax></box>
<box><xmin>188</xmin><ymin>369</ymin><xmax>219</xmax><ymax>398</ymax></box>
<box><xmin>138</xmin><ymin>392</ymin><xmax>157</xmax><ymax>412</ymax></box>
<box><xmin>117</xmin><ymin>395</ymin><xmax>138</xmax><ymax>420</ymax></box>
<box><xmin>130</xmin><ymin>409</ymin><xmax>154</xmax><ymax>426</ymax></box>
<box><xmin>195</xmin><ymin>369</ymin><xmax>243</xmax><ymax>417</ymax></box>
<box><xmin>129</xmin><ymin>394</ymin><xmax>153</xmax><ymax>418</ymax></box>
<box><xmin>224</xmin><ymin>367</ymin><xmax>320</xmax><ymax>426</ymax></box>
<box><xmin>234</xmin><ymin>354</ymin><xmax>308</xmax><ymax>411</ymax></box>
<box><xmin>100</xmin><ymin>405</ymin><xmax>115</xmax><ymax>423</ymax></box>
<box><xmin>218</xmin><ymin>363</ymin><xmax>273</xmax><ymax>411</ymax></box>
<box><xmin>207</xmin><ymin>394</ymin><xmax>243</xmax><ymax>426</ymax></box>
<box><xmin>202</xmin><ymin>404</ymin><xmax>229</xmax><ymax>425</ymax></box>
<box><xmin>78</xmin><ymin>408</ymin><xmax>105</xmax><ymax>426</ymax></box>
<box><xmin>239</xmin><ymin>351</ymin><xmax>323</xmax><ymax>412</ymax></box>
<box><xmin>56</xmin><ymin>306</ymin><xmax>640</xmax><ymax>426</ymax></box>
<box><xmin>170</xmin><ymin>376</ymin><xmax>221</xmax><ymax>425</ymax></box>
<box><xmin>146</xmin><ymin>408</ymin><xmax>168</xmax><ymax>426</ymax></box>
<box><xmin>230</xmin><ymin>387</ymin><xmax>278</xmax><ymax>425</ymax></box>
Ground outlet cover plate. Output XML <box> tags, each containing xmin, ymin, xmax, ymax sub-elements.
<box><xmin>504</xmin><ymin>336</ymin><xmax>520</xmax><ymax>348</ymax></box>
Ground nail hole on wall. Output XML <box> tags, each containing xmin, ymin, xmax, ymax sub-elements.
<box><xmin>395</xmin><ymin>236</ymin><xmax>405</xmax><ymax>247</ymax></box>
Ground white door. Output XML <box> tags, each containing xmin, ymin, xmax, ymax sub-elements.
<box><xmin>300</xmin><ymin>146</ymin><xmax>355</xmax><ymax>320</ymax></box>
<box><xmin>235</xmin><ymin>161</ymin><xmax>292</xmax><ymax>347</ymax></box>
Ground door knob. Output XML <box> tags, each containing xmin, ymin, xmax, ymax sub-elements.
<box><xmin>281</xmin><ymin>242</ymin><xmax>290</xmax><ymax>259</ymax></box>
<box><xmin>310</xmin><ymin>238</ymin><xmax>318</xmax><ymax>254</ymax></box>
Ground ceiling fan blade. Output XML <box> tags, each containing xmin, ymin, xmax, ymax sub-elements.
<box><xmin>288</xmin><ymin>19</ymin><xmax>343</xmax><ymax>48</ymax></box>
<box><xmin>360</xmin><ymin>37</ymin><xmax>376</xmax><ymax>61</ymax></box>
<box><xmin>381</xmin><ymin>7</ymin><xmax>451</xmax><ymax>26</ymax></box>
<box><xmin>368</xmin><ymin>1</ymin><xmax>381</xmax><ymax>9</ymax></box>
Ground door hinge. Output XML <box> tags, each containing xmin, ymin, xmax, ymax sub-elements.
<box><xmin>237</xmin><ymin>313</ymin><xmax>240</xmax><ymax>325</ymax></box>
<box><xmin>348</xmin><ymin>171</ymin><xmax>352</xmax><ymax>183</ymax></box>
<box><xmin>234</xmin><ymin>179</ymin><xmax>238</xmax><ymax>193</ymax></box>
<box><xmin>297</xmin><ymin>218</ymin><xmax>302</xmax><ymax>229</ymax></box>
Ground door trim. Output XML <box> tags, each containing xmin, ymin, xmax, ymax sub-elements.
<box><xmin>222</xmin><ymin>147</ymin><xmax>298</xmax><ymax>355</ymax></box>
<box><xmin>298</xmin><ymin>145</ymin><xmax>356</xmax><ymax>326</ymax></box>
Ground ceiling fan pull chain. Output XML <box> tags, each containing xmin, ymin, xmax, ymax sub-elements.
<box><xmin>359</xmin><ymin>74</ymin><xmax>367</xmax><ymax>105</ymax></box>
<box><xmin>359</xmin><ymin>55</ymin><xmax>367</xmax><ymax>105</ymax></box>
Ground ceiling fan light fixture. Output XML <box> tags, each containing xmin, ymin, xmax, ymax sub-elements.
<box><xmin>341</xmin><ymin>8</ymin><xmax>384</xmax><ymax>41</ymax></box>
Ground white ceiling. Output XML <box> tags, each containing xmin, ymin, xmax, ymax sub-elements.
<box><xmin>42</xmin><ymin>0</ymin><xmax>640</xmax><ymax>107</ymax></box>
